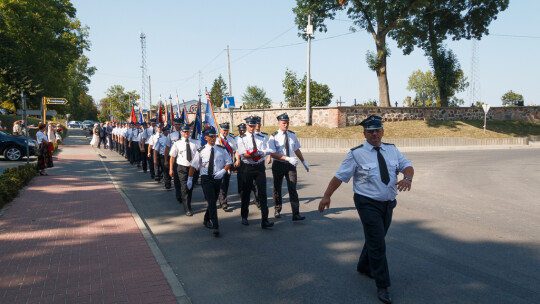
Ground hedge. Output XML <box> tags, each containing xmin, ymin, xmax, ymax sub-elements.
<box><xmin>0</xmin><ymin>164</ymin><xmax>37</xmax><ymax>208</ymax></box>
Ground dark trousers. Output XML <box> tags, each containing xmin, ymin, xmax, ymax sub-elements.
<box><xmin>272</xmin><ymin>161</ymin><xmax>300</xmax><ymax>214</ymax></box>
<box><xmin>131</xmin><ymin>142</ymin><xmax>141</xmax><ymax>163</ymax></box>
<box><xmin>240</xmin><ymin>163</ymin><xmax>268</xmax><ymax>221</ymax></box>
<box><xmin>145</xmin><ymin>144</ymin><xmax>154</xmax><ymax>177</ymax></box>
<box><xmin>218</xmin><ymin>171</ymin><xmax>231</xmax><ymax>206</ymax></box>
<box><xmin>98</xmin><ymin>136</ymin><xmax>106</xmax><ymax>148</ymax></box>
<box><xmin>124</xmin><ymin>139</ymin><xmax>129</xmax><ymax>159</ymax></box>
<box><xmin>140</xmin><ymin>145</ymin><xmax>148</xmax><ymax>171</ymax></box>
<box><xmin>354</xmin><ymin>194</ymin><xmax>396</xmax><ymax>288</ymax></box>
<box><xmin>237</xmin><ymin>163</ymin><xmax>243</xmax><ymax>194</ymax></box>
<box><xmin>176</xmin><ymin>165</ymin><xmax>194</xmax><ymax>211</ymax></box>
<box><xmin>173</xmin><ymin>162</ymin><xmax>180</xmax><ymax>200</ymax></box>
<box><xmin>156</xmin><ymin>154</ymin><xmax>171</xmax><ymax>187</ymax></box>
<box><xmin>201</xmin><ymin>175</ymin><xmax>221</xmax><ymax>228</ymax></box>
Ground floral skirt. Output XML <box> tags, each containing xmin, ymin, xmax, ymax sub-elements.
<box><xmin>37</xmin><ymin>144</ymin><xmax>53</xmax><ymax>170</ymax></box>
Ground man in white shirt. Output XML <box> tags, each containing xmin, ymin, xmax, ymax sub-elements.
<box><xmin>166</xmin><ymin>119</ymin><xmax>185</xmax><ymax>198</ymax></box>
<box><xmin>169</xmin><ymin>124</ymin><xmax>200</xmax><ymax>216</ymax></box>
<box><xmin>153</xmin><ymin>124</ymin><xmax>171</xmax><ymax>188</ymax></box>
<box><xmin>143</xmin><ymin>119</ymin><xmax>157</xmax><ymax>179</ymax></box>
<box><xmin>216</xmin><ymin>122</ymin><xmax>238</xmax><ymax>211</ymax></box>
<box><xmin>188</xmin><ymin>127</ymin><xmax>232</xmax><ymax>237</ymax></box>
<box><xmin>268</xmin><ymin>113</ymin><xmax>309</xmax><ymax>221</ymax></box>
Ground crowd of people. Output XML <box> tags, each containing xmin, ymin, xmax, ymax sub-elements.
<box><xmin>91</xmin><ymin>114</ymin><xmax>415</xmax><ymax>304</ymax></box>
<box><xmin>94</xmin><ymin>114</ymin><xmax>310</xmax><ymax>237</ymax></box>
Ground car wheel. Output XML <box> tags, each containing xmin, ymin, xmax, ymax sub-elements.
<box><xmin>4</xmin><ymin>146</ymin><xmax>23</xmax><ymax>161</ymax></box>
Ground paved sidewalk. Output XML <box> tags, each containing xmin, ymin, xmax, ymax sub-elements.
<box><xmin>0</xmin><ymin>131</ymin><xmax>179</xmax><ymax>304</ymax></box>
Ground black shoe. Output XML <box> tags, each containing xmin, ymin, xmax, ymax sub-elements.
<box><xmin>222</xmin><ymin>204</ymin><xmax>229</xmax><ymax>211</ymax></box>
<box><xmin>377</xmin><ymin>288</ymin><xmax>392</xmax><ymax>304</ymax></box>
<box><xmin>292</xmin><ymin>214</ymin><xmax>305</xmax><ymax>221</ymax></box>
<box><xmin>204</xmin><ymin>220</ymin><xmax>213</xmax><ymax>229</ymax></box>
<box><xmin>185</xmin><ymin>210</ymin><xmax>193</xmax><ymax>217</ymax></box>
<box><xmin>143</xmin><ymin>170</ymin><xmax>147</xmax><ymax>173</ymax></box>
<box><xmin>213</xmin><ymin>228</ymin><xmax>220</xmax><ymax>237</ymax></box>
<box><xmin>241</xmin><ymin>218</ymin><xmax>249</xmax><ymax>226</ymax></box>
<box><xmin>261</xmin><ymin>220</ymin><xmax>274</xmax><ymax>229</ymax></box>
<box><xmin>151</xmin><ymin>175</ymin><xmax>155</xmax><ymax>179</ymax></box>
<box><xmin>274</xmin><ymin>210</ymin><xmax>281</xmax><ymax>218</ymax></box>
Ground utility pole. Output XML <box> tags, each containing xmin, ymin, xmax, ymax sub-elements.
<box><xmin>148</xmin><ymin>75</ymin><xmax>152</xmax><ymax>120</ymax></box>
<box><xmin>305</xmin><ymin>15</ymin><xmax>313</xmax><ymax>125</ymax></box>
<box><xmin>140</xmin><ymin>33</ymin><xmax>148</xmax><ymax>111</ymax></box>
<box><xmin>226</xmin><ymin>45</ymin><xmax>234</xmax><ymax>128</ymax></box>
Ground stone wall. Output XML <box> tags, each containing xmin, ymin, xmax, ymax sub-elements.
<box><xmin>186</xmin><ymin>106</ymin><xmax>540</xmax><ymax>128</ymax></box>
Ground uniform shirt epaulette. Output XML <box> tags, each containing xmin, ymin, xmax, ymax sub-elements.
<box><xmin>260</xmin><ymin>131</ymin><xmax>268</xmax><ymax>135</ymax></box>
<box><xmin>287</xmin><ymin>130</ymin><xmax>295</xmax><ymax>134</ymax></box>
<box><xmin>382</xmin><ymin>142</ymin><xmax>395</xmax><ymax>146</ymax></box>
<box><xmin>239</xmin><ymin>134</ymin><xmax>246</xmax><ymax>138</ymax></box>
<box><xmin>197</xmin><ymin>146</ymin><xmax>205</xmax><ymax>152</ymax></box>
<box><xmin>351</xmin><ymin>144</ymin><xmax>363</xmax><ymax>151</ymax></box>
<box><xmin>255</xmin><ymin>133</ymin><xmax>265</xmax><ymax>138</ymax></box>
<box><xmin>272</xmin><ymin>131</ymin><xmax>278</xmax><ymax>137</ymax></box>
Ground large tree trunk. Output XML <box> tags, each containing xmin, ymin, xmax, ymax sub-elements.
<box><xmin>375</xmin><ymin>34</ymin><xmax>391</xmax><ymax>107</ymax></box>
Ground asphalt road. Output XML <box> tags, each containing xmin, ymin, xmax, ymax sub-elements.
<box><xmin>97</xmin><ymin>140</ymin><xmax>540</xmax><ymax>304</ymax></box>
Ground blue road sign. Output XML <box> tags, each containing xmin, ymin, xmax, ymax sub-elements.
<box><xmin>46</xmin><ymin>98</ymin><xmax>69</xmax><ymax>104</ymax></box>
<box><xmin>223</xmin><ymin>96</ymin><xmax>235</xmax><ymax>109</ymax></box>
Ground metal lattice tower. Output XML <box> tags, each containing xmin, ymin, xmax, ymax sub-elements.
<box><xmin>140</xmin><ymin>33</ymin><xmax>148</xmax><ymax>110</ymax></box>
<box><xmin>468</xmin><ymin>39</ymin><xmax>481</xmax><ymax>106</ymax></box>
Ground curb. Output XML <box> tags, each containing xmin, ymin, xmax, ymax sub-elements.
<box><xmin>95</xmin><ymin>149</ymin><xmax>192</xmax><ymax>304</ymax></box>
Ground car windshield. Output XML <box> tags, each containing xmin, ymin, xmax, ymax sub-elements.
<box><xmin>0</xmin><ymin>130</ymin><xmax>6</xmax><ymax>136</ymax></box>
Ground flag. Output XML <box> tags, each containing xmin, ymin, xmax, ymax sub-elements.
<box><xmin>138</xmin><ymin>107</ymin><xmax>143</xmax><ymax>123</ymax></box>
<box><xmin>179</xmin><ymin>107</ymin><xmax>188</xmax><ymax>124</ymax></box>
<box><xmin>130</xmin><ymin>107</ymin><xmax>136</xmax><ymax>123</ymax></box>
<box><xmin>169</xmin><ymin>101</ymin><xmax>174</xmax><ymax>122</ymax></box>
<box><xmin>205</xmin><ymin>93</ymin><xmax>222</xmax><ymax>145</ymax></box>
<box><xmin>182</xmin><ymin>100</ymin><xmax>189</xmax><ymax>123</ymax></box>
<box><xmin>175</xmin><ymin>95</ymin><xmax>181</xmax><ymax>119</ymax></box>
<box><xmin>156</xmin><ymin>102</ymin><xmax>163</xmax><ymax>123</ymax></box>
<box><xmin>191</xmin><ymin>101</ymin><xmax>203</xmax><ymax>144</ymax></box>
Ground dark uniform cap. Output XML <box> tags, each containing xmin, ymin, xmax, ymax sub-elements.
<box><xmin>244</xmin><ymin>116</ymin><xmax>258</xmax><ymax>125</ymax></box>
<box><xmin>180</xmin><ymin>125</ymin><xmax>191</xmax><ymax>132</ymax></box>
<box><xmin>204</xmin><ymin>126</ymin><xmax>218</xmax><ymax>136</ymax></box>
<box><xmin>360</xmin><ymin>115</ymin><xmax>383</xmax><ymax>130</ymax></box>
<box><xmin>254</xmin><ymin>116</ymin><xmax>262</xmax><ymax>123</ymax></box>
<box><xmin>173</xmin><ymin>118</ymin><xmax>183</xmax><ymax>124</ymax></box>
<box><xmin>237</xmin><ymin>123</ymin><xmax>247</xmax><ymax>130</ymax></box>
<box><xmin>219</xmin><ymin>122</ymin><xmax>230</xmax><ymax>130</ymax></box>
<box><xmin>277</xmin><ymin>113</ymin><xmax>289</xmax><ymax>121</ymax></box>
<box><xmin>135</xmin><ymin>122</ymin><xmax>140</xmax><ymax>125</ymax></box>
<box><xmin>150</xmin><ymin>119</ymin><xmax>157</xmax><ymax>123</ymax></box>
<box><xmin>163</xmin><ymin>125</ymin><xmax>171</xmax><ymax>132</ymax></box>
<box><xmin>156</xmin><ymin>123</ymin><xmax>163</xmax><ymax>128</ymax></box>
<box><xmin>142</xmin><ymin>122</ymin><xmax>147</xmax><ymax>127</ymax></box>
<box><xmin>129</xmin><ymin>122</ymin><xmax>134</xmax><ymax>125</ymax></box>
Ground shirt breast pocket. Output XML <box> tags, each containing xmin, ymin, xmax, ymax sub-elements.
<box><xmin>356</xmin><ymin>162</ymin><xmax>376</xmax><ymax>183</ymax></box>
<box><xmin>389</xmin><ymin>161</ymin><xmax>400</xmax><ymax>177</ymax></box>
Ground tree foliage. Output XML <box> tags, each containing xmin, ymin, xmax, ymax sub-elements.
<box><xmin>501</xmin><ymin>90</ymin><xmax>524</xmax><ymax>107</ymax></box>
<box><xmin>407</xmin><ymin>68</ymin><xmax>468</xmax><ymax>107</ymax></box>
<box><xmin>0</xmin><ymin>0</ymin><xmax>94</xmax><ymax>119</ymax></box>
<box><xmin>98</xmin><ymin>85</ymin><xmax>139</xmax><ymax>122</ymax></box>
<box><xmin>242</xmin><ymin>85</ymin><xmax>272</xmax><ymax>109</ymax></box>
<box><xmin>390</xmin><ymin>0</ymin><xmax>508</xmax><ymax>106</ymax></box>
<box><xmin>209</xmin><ymin>74</ymin><xmax>228</xmax><ymax>108</ymax></box>
<box><xmin>282</xmin><ymin>69</ymin><xmax>333</xmax><ymax>108</ymax></box>
<box><xmin>293</xmin><ymin>0</ymin><xmax>421</xmax><ymax>107</ymax></box>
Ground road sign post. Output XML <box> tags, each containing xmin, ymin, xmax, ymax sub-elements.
<box><xmin>482</xmin><ymin>104</ymin><xmax>491</xmax><ymax>134</ymax></box>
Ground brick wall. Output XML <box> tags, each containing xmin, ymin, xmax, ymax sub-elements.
<box><xmin>187</xmin><ymin>106</ymin><xmax>540</xmax><ymax>128</ymax></box>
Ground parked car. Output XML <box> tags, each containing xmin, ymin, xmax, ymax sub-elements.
<box><xmin>0</xmin><ymin>108</ymin><xmax>15</xmax><ymax>115</ymax></box>
<box><xmin>0</xmin><ymin>131</ymin><xmax>36</xmax><ymax>161</ymax></box>
<box><xmin>82</xmin><ymin>120</ymin><xmax>97</xmax><ymax>130</ymax></box>
<box><xmin>68</xmin><ymin>121</ymin><xmax>82</xmax><ymax>128</ymax></box>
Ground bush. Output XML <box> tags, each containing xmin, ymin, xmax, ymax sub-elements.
<box><xmin>0</xmin><ymin>164</ymin><xmax>37</xmax><ymax>208</ymax></box>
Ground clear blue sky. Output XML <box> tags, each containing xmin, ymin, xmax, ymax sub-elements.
<box><xmin>72</xmin><ymin>0</ymin><xmax>540</xmax><ymax>108</ymax></box>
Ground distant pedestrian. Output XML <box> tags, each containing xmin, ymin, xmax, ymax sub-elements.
<box><xmin>36</xmin><ymin>123</ymin><xmax>53</xmax><ymax>176</ymax></box>
<box><xmin>12</xmin><ymin>121</ymin><xmax>21</xmax><ymax>136</ymax></box>
<box><xmin>55</xmin><ymin>124</ymin><xmax>63</xmax><ymax>145</ymax></box>
<box><xmin>97</xmin><ymin>123</ymin><xmax>107</xmax><ymax>148</ymax></box>
<box><xmin>47</xmin><ymin>122</ymin><xmax>56</xmax><ymax>143</ymax></box>
<box><xmin>318</xmin><ymin>115</ymin><xmax>414</xmax><ymax>304</ymax></box>
<box><xmin>90</xmin><ymin>124</ymin><xmax>98</xmax><ymax>147</ymax></box>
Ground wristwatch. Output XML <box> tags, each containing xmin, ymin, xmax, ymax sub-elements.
<box><xmin>404</xmin><ymin>176</ymin><xmax>413</xmax><ymax>182</ymax></box>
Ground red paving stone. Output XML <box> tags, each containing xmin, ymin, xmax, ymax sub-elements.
<box><xmin>0</xmin><ymin>175</ymin><xmax>177</xmax><ymax>304</ymax></box>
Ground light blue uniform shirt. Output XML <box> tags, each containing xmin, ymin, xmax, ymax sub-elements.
<box><xmin>334</xmin><ymin>141</ymin><xmax>412</xmax><ymax>202</ymax></box>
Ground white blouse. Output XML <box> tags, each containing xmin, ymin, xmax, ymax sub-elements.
<box><xmin>36</xmin><ymin>131</ymin><xmax>49</xmax><ymax>144</ymax></box>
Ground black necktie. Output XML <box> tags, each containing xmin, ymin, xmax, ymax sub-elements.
<box><xmin>208</xmin><ymin>147</ymin><xmax>214</xmax><ymax>176</ymax></box>
<box><xmin>374</xmin><ymin>147</ymin><xmax>390</xmax><ymax>185</ymax></box>
<box><xmin>251</xmin><ymin>133</ymin><xmax>257</xmax><ymax>150</ymax></box>
<box><xmin>284</xmin><ymin>131</ymin><xmax>290</xmax><ymax>156</ymax></box>
<box><xmin>186</xmin><ymin>141</ymin><xmax>192</xmax><ymax>162</ymax></box>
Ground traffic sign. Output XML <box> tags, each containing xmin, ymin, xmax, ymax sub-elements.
<box><xmin>46</xmin><ymin>98</ymin><xmax>68</xmax><ymax>104</ymax></box>
<box><xmin>223</xmin><ymin>96</ymin><xmax>235</xmax><ymax>109</ymax></box>
<box><xmin>189</xmin><ymin>104</ymin><xmax>198</xmax><ymax>114</ymax></box>
<box><xmin>482</xmin><ymin>104</ymin><xmax>491</xmax><ymax>113</ymax></box>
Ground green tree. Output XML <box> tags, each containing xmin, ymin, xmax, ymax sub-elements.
<box><xmin>282</xmin><ymin>69</ymin><xmax>333</xmax><ymax>107</ymax></box>
<box><xmin>0</xmin><ymin>0</ymin><xmax>90</xmax><ymax>109</ymax></box>
<box><xmin>98</xmin><ymin>85</ymin><xmax>139</xmax><ymax>122</ymax></box>
<box><xmin>293</xmin><ymin>0</ymin><xmax>421</xmax><ymax>107</ymax></box>
<box><xmin>407</xmin><ymin>68</ymin><xmax>468</xmax><ymax>107</ymax></box>
<box><xmin>209</xmin><ymin>74</ymin><xmax>228</xmax><ymax>108</ymax></box>
<box><xmin>390</xmin><ymin>0</ymin><xmax>508</xmax><ymax>106</ymax></box>
<box><xmin>59</xmin><ymin>55</ymin><xmax>97</xmax><ymax>120</ymax></box>
<box><xmin>501</xmin><ymin>90</ymin><xmax>524</xmax><ymax>107</ymax></box>
<box><xmin>242</xmin><ymin>85</ymin><xmax>272</xmax><ymax>109</ymax></box>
